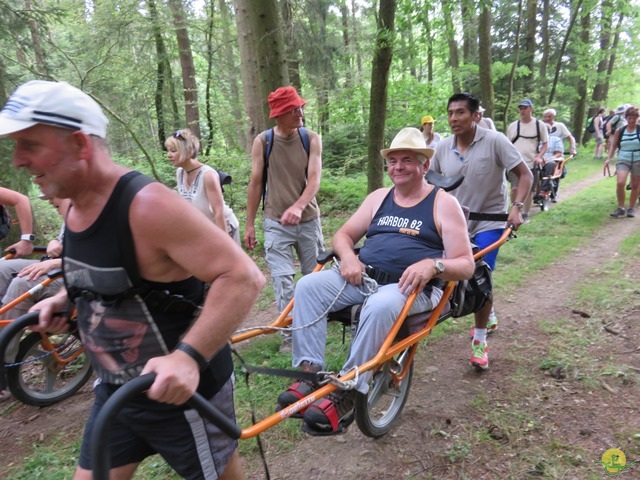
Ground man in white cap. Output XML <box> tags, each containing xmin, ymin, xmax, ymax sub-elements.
<box><xmin>0</xmin><ymin>80</ymin><xmax>265</xmax><ymax>479</ymax></box>
<box><xmin>275</xmin><ymin>127</ymin><xmax>475</xmax><ymax>435</ymax></box>
<box><xmin>476</xmin><ymin>106</ymin><xmax>497</xmax><ymax>131</ymax></box>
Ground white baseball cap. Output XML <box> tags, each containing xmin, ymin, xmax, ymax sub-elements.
<box><xmin>0</xmin><ymin>80</ymin><xmax>108</xmax><ymax>138</ymax></box>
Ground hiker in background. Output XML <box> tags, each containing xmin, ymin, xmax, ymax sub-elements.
<box><xmin>0</xmin><ymin>187</ymin><xmax>35</xmax><ymax>257</ymax></box>
<box><xmin>165</xmin><ymin>128</ymin><xmax>240</xmax><ymax>244</ymax></box>
<box><xmin>0</xmin><ymin>196</ymin><xmax>68</xmax><ymax>403</ymax></box>
<box><xmin>605</xmin><ymin>105</ymin><xmax>640</xmax><ymax>218</ymax></box>
<box><xmin>604</xmin><ymin>105</ymin><xmax>628</xmax><ymax>153</ymax></box>
<box><xmin>507</xmin><ymin>99</ymin><xmax>548</xmax><ymax>223</ymax></box>
<box><xmin>476</xmin><ymin>106</ymin><xmax>497</xmax><ymax>131</ymax></box>
<box><xmin>420</xmin><ymin>115</ymin><xmax>442</xmax><ymax>148</ymax></box>
<box><xmin>593</xmin><ymin>107</ymin><xmax>606</xmax><ymax>159</ymax></box>
<box><xmin>244</xmin><ymin>86</ymin><xmax>324</xmax><ymax>353</ymax></box>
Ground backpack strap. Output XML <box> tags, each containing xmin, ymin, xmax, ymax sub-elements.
<box><xmin>261</xmin><ymin>127</ymin><xmax>311</xmax><ymax>210</ymax></box>
<box><xmin>511</xmin><ymin>121</ymin><xmax>521</xmax><ymax>144</ymax></box>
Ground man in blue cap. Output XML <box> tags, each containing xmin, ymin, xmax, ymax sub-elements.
<box><xmin>507</xmin><ymin>99</ymin><xmax>548</xmax><ymax>222</ymax></box>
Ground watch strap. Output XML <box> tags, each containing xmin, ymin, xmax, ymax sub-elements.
<box><xmin>175</xmin><ymin>341</ymin><xmax>209</xmax><ymax>371</ymax></box>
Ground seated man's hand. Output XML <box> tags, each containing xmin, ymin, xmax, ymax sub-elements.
<box><xmin>398</xmin><ymin>259</ymin><xmax>435</xmax><ymax>295</ymax></box>
<box><xmin>340</xmin><ymin>255</ymin><xmax>364</xmax><ymax>286</ymax></box>
<box><xmin>18</xmin><ymin>258</ymin><xmax>62</xmax><ymax>281</ymax></box>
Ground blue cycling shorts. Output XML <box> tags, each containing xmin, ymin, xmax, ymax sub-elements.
<box><xmin>471</xmin><ymin>228</ymin><xmax>504</xmax><ymax>271</ymax></box>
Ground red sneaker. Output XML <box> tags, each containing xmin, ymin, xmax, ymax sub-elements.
<box><xmin>470</xmin><ymin>340</ymin><xmax>489</xmax><ymax>370</ymax></box>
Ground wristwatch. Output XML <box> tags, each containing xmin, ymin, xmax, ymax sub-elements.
<box><xmin>512</xmin><ymin>201</ymin><xmax>524</xmax><ymax>211</ymax></box>
<box><xmin>20</xmin><ymin>234</ymin><xmax>35</xmax><ymax>242</ymax></box>
<box><xmin>433</xmin><ymin>259</ymin><xmax>445</xmax><ymax>276</ymax></box>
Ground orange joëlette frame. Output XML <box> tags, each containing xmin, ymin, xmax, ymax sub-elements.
<box><xmin>229</xmin><ymin>228</ymin><xmax>514</xmax><ymax>439</ymax></box>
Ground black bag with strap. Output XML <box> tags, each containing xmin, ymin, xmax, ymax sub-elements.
<box><xmin>450</xmin><ymin>248</ymin><xmax>493</xmax><ymax>318</ymax></box>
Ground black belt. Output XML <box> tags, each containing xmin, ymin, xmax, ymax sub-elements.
<box><xmin>468</xmin><ymin>212</ymin><xmax>509</xmax><ymax>222</ymax></box>
<box><xmin>365</xmin><ymin>265</ymin><xmax>401</xmax><ymax>285</ymax></box>
<box><xmin>71</xmin><ymin>287</ymin><xmax>199</xmax><ymax>315</ymax></box>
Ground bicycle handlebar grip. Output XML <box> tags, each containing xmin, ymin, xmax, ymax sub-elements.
<box><xmin>91</xmin><ymin>372</ymin><xmax>241</xmax><ymax>480</ymax></box>
<box><xmin>0</xmin><ymin>311</ymin><xmax>39</xmax><ymax>390</ymax></box>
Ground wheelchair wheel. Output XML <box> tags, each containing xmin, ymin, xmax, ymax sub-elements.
<box><xmin>7</xmin><ymin>330</ymin><xmax>92</xmax><ymax>406</ymax></box>
<box><xmin>354</xmin><ymin>346</ymin><xmax>413</xmax><ymax>438</ymax></box>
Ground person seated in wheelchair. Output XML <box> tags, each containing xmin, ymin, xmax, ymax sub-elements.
<box><xmin>540</xmin><ymin>136</ymin><xmax>565</xmax><ymax>200</ymax></box>
<box><xmin>0</xmin><ymin>196</ymin><xmax>69</xmax><ymax>402</ymax></box>
<box><xmin>276</xmin><ymin>128</ymin><xmax>475</xmax><ymax>435</ymax></box>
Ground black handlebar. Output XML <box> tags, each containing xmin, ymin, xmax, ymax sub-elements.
<box><xmin>0</xmin><ymin>311</ymin><xmax>40</xmax><ymax>390</ymax></box>
<box><xmin>91</xmin><ymin>375</ymin><xmax>241</xmax><ymax>479</ymax></box>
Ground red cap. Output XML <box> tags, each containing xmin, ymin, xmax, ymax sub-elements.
<box><xmin>268</xmin><ymin>86</ymin><xmax>305</xmax><ymax>119</ymax></box>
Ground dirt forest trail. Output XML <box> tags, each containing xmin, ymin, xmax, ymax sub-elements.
<box><xmin>1</xmin><ymin>170</ymin><xmax>639</xmax><ymax>480</ymax></box>
<box><xmin>240</xmin><ymin>171</ymin><xmax>640</xmax><ymax>480</ymax></box>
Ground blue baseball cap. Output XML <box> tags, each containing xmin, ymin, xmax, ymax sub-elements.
<box><xmin>518</xmin><ymin>99</ymin><xmax>533</xmax><ymax>108</ymax></box>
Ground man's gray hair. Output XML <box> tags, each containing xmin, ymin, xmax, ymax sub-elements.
<box><xmin>543</xmin><ymin>108</ymin><xmax>556</xmax><ymax>117</ymax></box>
<box><xmin>416</xmin><ymin>153</ymin><xmax>429</xmax><ymax>164</ymax></box>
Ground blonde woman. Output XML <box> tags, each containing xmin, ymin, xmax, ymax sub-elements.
<box><xmin>165</xmin><ymin>129</ymin><xmax>240</xmax><ymax>243</ymax></box>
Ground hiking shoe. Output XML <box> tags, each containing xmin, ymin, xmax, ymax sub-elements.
<box><xmin>0</xmin><ymin>389</ymin><xmax>11</xmax><ymax>402</ymax></box>
<box><xmin>302</xmin><ymin>389</ymin><xmax>356</xmax><ymax>435</ymax></box>
<box><xmin>610</xmin><ymin>207</ymin><xmax>626</xmax><ymax>218</ymax></box>
<box><xmin>627</xmin><ymin>208</ymin><xmax>635</xmax><ymax>218</ymax></box>
<box><xmin>277</xmin><ymin>378</ymin><xmax>319</xmax><ymax>416</ymax></box>
<box><xmin>487</xmin><ymin>308</ymin><xmax>498</xmax><ymax>333</ymax></box>
<box><xmin>470</xmin><ymin>340</ymin><xmax>489</xmax><ymax>370</ymax></box>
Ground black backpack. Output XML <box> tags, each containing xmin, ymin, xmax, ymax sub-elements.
<box><xmin>602</xmin><ymin>114</ymin><xmax>622</xmax><ymax>139</ymax></box>
<box><xmin>0</xmin><ymin>206</ymin><xmax>11</xmax><ymax>240</ymax></box>
<box><xmin>585</xmin><ymin>116</ymin><xmax>596</xmax><ymax>134</ymax></box>
<box><xmin>451</xmin><ymin>251</ymin><xmax>493</xmax><ymax>318</ymax></box>
<box><xmin>261</xmin><ymin>127</ymin><xmax>311</xmax><ymax>209</ymax></box>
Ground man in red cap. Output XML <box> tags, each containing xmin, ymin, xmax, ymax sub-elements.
<box><xmin>244</xmin><ymin>86</ymin><xmax>324</xmax><ymax>352</ymax></box>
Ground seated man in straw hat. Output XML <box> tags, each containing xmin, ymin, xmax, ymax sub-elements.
<box><xmin>275</xmin><ymin>127</ymin><xmax>475</xmax><ymax>435</ymax></box>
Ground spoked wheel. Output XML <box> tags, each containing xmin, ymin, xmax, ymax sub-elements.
<box><xmin>354</xmin><ymin>346</ymin><xmax>414</xmax><ymax>438</ymax></box>
<box><xmin>7</xmin><ymin>330</ymin><xmax>92</xmax><ymax>406</ymax></box>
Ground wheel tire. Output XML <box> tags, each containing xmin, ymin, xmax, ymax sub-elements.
<box><xmin>354</xmin><ymin>347</ymin><xmax>413</xmax><ymax>438</ymax></box>
<box><xmin>7</xmin><ymin>331</ymin><xmax>92</xmax><ymax>407</ymax></box>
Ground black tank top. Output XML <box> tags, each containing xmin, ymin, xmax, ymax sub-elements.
<box><xmin>358</xmin><ymin>186</ymin><xmax>444</xmax><ymax>278</ymax></box>
<box><xmin>63</xmin><ymin>171</ymin><xmax>232</xmax><ymax>399</ymax></box>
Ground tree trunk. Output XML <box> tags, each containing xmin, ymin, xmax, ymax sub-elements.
<box><xmin>441</xmin><ymin>0</ymin><xmax>461</xmax><ymax>93</ymax></box>
<box><xmin>167</xmin><ymin>0</ymin><xmax>200</xmax><ymax>138</ymax></box>
<box><xmin>25</xmin><ymin>0</ymin><xmax>49</xmax><ymax>79</ymax></box>
<box><xmin>147</xmin><ymin>0</ymin><xmax>167</xmax><ymax>147</ymax></box>
<box><xmin>577</xmin><ymin>4</ymin><xmax>592</xmax><ymax>145</ymax></box>
<box><xmin>502</xmin><ymin>0</ymin><xmax>524</xmax><ymax>131</ymax></box>
<box><xmin>281</xmin><ymin>0</ymin><xmax>302</xmax><ymax>92</ymax></box>
<box><xmin>591</xmin><ymin>0</ymin><xmax>612</xmax><ymax>105</ymax></box>
<box><xmin>522</xmin><ymin>0</ymin><xmax>537</xmax><ymax>95</ymax></box>
<box><xmin>547</xmin><ymin>0</ymin><xmax>583</xmax><ymax>105</ymax></box>
<box><xmin>234</xmin><ymin>0</ymin><xmax>289</xmax><ymax>149</ymax></box>
<box><xmin>538</xmin><ymin>0</ymin><xmax>550</xmax><ymax>103</ymax></box>
<box><xmin>478</xmin><ymin>3</ymin><xmax>494</xmax><ymax>118</ymax></box>
<box><xmin>603</xmin><ymin>12</ymin><xmax>624</xmax><ymax>100</ymax></box>
<box><xmin>422</xmin><ymin>2</ymin><xmax>434</xmax><ymax>83</ymax></box>
<box><xmin>218</xmin><ymin>0</ymin><xmax>245</xmax><ymax>150</ymax></box>
<box><xmin>367</xmin><ymin>0</ymin><xmax>396</xmax><ymax>193</ymax></box>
